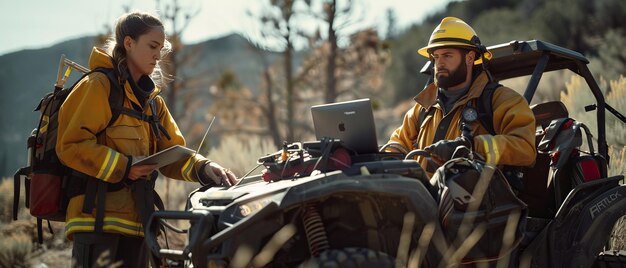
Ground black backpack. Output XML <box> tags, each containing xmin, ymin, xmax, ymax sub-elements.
<box><xmin>13</xmin><ymin>67</ymin><xmax>169</xmax><ymax>242</ymax></box>
<box><xmin>431</xmin><ymin>156</ymin><xmax>527</xmax><ymax>265</ymax></box>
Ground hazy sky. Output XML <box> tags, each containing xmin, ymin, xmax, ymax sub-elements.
<box><xmin>1</xmin><ymin>0</ymin><xmax>450</xmax><ymax>56</ymax></box>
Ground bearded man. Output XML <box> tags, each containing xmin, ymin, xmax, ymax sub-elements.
<box><xmin>387</xmin><ymin>17</ymin><xmax>536</xmax><ymax>177</ymax></box>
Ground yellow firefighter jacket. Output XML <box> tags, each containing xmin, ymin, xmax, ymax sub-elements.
<box><xmin>57</xmin><ymin>47</ymin><xmax>210</xmax><ymax>239</ymax></box>
<box><xmin>388</xmin><ymin>72</ymin><xmax>536</xmax><ymax>175</ymax></box>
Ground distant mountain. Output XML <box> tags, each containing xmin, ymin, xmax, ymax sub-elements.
<box><xmin>0</xmin><ymin>33</ymin><xmax>287</xmax><ymax>176</ymax></box>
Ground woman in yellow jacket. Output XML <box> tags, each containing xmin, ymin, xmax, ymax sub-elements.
<box><xmin>56</xmin><ymin>12</ymin><xmax>236</xmax><ymax>267</ymax></box>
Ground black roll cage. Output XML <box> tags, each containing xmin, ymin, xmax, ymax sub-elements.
<box><xmin>419</xmin><ymin>40</ymin><xmax>625</xmax><ymax>170</ymax></box>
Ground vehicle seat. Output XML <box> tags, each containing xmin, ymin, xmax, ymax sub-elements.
<box><xmin>519</xmin><ymin>101</ymin><xmax>569</xmax><ymax>218</ymax></box>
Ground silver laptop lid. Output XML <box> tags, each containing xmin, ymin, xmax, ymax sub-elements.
<box><xmin>311</xmin><ymin>98</ymin><xmax>378</xmax><ymax>154</ymax></box>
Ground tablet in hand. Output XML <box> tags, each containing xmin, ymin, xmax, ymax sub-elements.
<box><xmin>132</xmin><ymin>145</ymin><xmax>196</xmax><ymax>168</ymax></box>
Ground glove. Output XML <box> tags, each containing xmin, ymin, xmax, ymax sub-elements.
<box><xmin>202</xmin><ymin>162</ymin><xmax>238</xmax><ymax>186</ymax></box>
<box><xmin>424</xmin><ymin>137</ymin><xmax>472</xmax><ymax>164</ymax></box>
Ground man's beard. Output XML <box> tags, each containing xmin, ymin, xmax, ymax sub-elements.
<box><xmin>435</xmin><ymin>59</ymin><xmax>468</xmax><ymax>89</ymax></box>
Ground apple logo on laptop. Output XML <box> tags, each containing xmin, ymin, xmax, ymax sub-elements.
<box><xmin>338</xmin><ymin>122</ymin><xmax>346</xmax><ymax>132</ymax></box>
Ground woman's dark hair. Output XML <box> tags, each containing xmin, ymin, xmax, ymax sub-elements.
<box><xmin>104</xmin><ymin>11</ymin><xmax>171</xmax><ymax>87</ymax></box>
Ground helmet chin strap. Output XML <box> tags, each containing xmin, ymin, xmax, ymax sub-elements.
<box><xmin>470</xmin><ymin>35</ymin><xmax>495</xmax><ymax>82</ymax></box>
<box><xmin>482</xmin><ymin>62</ymin><xmax>495</xmax><ymax>82</ymax></box>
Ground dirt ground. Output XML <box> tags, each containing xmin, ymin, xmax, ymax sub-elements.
<box><xmin>24</xmin><ymin>227</ymin><xmax>187</xmax><ymax>268</ymax></box>
<box><xmin>29</xmin><ymin>246</ymin><xmax>72</xmax><ymax>268</ymax></box>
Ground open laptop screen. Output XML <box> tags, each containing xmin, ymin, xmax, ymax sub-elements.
<box><xmin>311</xmin><ymin>98</ymin><xmax>379</xmax><ymax>154</ymax></box>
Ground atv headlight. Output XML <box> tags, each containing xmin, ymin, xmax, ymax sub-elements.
<box><xmin>237</xmin><ymin>196</ymin><xmax>273</xmax><ymax>217</ymax></box>
<box><xmin>232</xmin><ymin>191</ymin><xmax>286</xmax><ymax>219</ymax></box>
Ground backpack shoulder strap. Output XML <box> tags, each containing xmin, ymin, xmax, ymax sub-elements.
<box><xmin>149</xmin><ymin>98</ymin><xmax>171</xmax><ymax>140</ymax></box>
<box><xmin>91</xmin><ymin>68</ymin><xmax>171</xmax><ymax>141</ymax></box>
<box><xmin>476</xmin><ymin>81</ymin><xmax>501</xmax><ymax>136</ymax></box>
<box><xmin>413</xmin><ymin>106</ymin><xmax>436</xmax><ymax>149</ymax></box>
<box><xmin>476</xmin><ymin>82</ymin><xmax>528</xmax><ymax>191</ymax></box>
<box><xmin>416</xmin><ymin>106</ymin><xmax>435</xmax><ymax>130</ymax></box>
<box><xmin>91</xmin><ymin>68</ymin><xmax>125</xmax><ymax>129</ymax></box>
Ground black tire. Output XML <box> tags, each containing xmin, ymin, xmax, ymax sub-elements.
<box><xmin>300</xmin><ymin>247</ymin><xmax>400</xmax><ymax>268</ymax></box>
<box><xmin>608</xmin><ymin>215</ymin><xmax>626</xmax><ymax>251</ymax></box>
<box><xmin>594</xmin><ymin>216</ymin><xmax>626</xmax><ymax>267</ymax></box>
<box><xmin>594</xmin><ymin>250</ymin><xmax>626</xmax><ymax>268</ymax></box>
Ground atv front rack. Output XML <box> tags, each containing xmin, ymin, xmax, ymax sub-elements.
<box><xmin>145</xmin><ymin>202</ymin><xmax>279</xmax><ymax>261</ymax></box>
<box><xmin>145</xmin><ymin>210</ymin><xmax>213</xmax><ymax>260</ymax></box>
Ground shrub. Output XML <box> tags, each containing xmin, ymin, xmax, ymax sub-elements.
<box><xmin>0</xmin><ymin>177</ymin><xmax>32</xmax><ymax>224</ymax></box>
<box><xmin>0</xmin><ymin>178</ymin><xmax>13</xmax><ymax>223</ymax></box>
<box><xmin>206</xmin><ymin>135</ymin><xmax>278</xmax><ymax>177</ymax></box>
<box><xmin>609</xmin><ymin>146</ymin><xmax>626</xmax><ymax>180</ymax></box>
<box><xmin>561</xmin><ymin>75</ymin><xmax>626</xmax><ymax>177</ymax></box>
<box><xmin>0</xmin><ymin>233</ymin><xmax>31</xmax><ymax>268</ymax></box>
<box><xmin>0</xmin><ymin>178</ymin><xmax>30</xmax><ymax>223</ymax></box>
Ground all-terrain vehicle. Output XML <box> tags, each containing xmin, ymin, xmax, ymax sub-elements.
<box><xmin>144</xmin><ymin>40</ymin><xmax>626</xmax><ymax>267</ymax></box>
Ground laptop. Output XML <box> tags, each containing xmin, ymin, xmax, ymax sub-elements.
<box><xmin>311</xmin><ymin>98</ymin><xmax>379</xmax><ymax>154</ymax></box>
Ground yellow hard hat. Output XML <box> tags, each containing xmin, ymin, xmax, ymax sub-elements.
<box><xmin>417</xmin><ymin>17</ymin><xmax>492</xmax><ymax>65</ymax></box>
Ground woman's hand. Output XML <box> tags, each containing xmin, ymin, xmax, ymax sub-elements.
<box><xmin>204</xmin><ymin>162</ymin><xmax>238</xmax><ymax>186</ymax></box>
<box><xmin>128</xmin><ymin>164</ymin><xmax>158</xmax><ymax>180</ymax></box>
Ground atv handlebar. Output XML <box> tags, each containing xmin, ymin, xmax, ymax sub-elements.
<box><xmin>404</xmin><ymin>149</ymin><xmax>443</xmax><ymax>172</ymax></box>
<box><xmin>405</xmin><ymin>149</ymin><xmax>431</xmax><ymax>160</ymax></box>
<box><xmin>379</xmin><ymin>142</ymin><xmax>409</xmax><ymax>154</ymax></box>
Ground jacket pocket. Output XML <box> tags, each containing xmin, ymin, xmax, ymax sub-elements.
<box><xmin>105</xmin><ymin>187</ymin><xmax>134</xmax><ymax>212</ymax></box>
<box><xmin>105</xmin><ymin>125</ymin><xmax>145</xmax><ymax>156</ymax></box>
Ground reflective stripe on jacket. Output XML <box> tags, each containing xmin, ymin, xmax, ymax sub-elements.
<box><xmin>57</xmin><ymin>47</ymin><xmax>210</xmax><ymax>239</ymax></box>
<box><xmin>388</xmin><ymin>72</ymin><xmax>536</xmax><ymax>175</ymax></box>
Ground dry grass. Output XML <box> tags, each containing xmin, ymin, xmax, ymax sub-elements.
<box><xmin>0</xmin><ymin>178</ymin><xmax>20</xmax><ymax>223</ymax></box>
<box><xmin>609</xmin><ymin>145</ymin><xmax>626</xmax><ymax>181</ymax></box>
<box><xmin>561</xmin><ymin>75</ymin><xmax>626</xmax><ymax>179</ymax></box>
<box><xmin>503</xmin><ymin>70</ymin><xmax>571</xmax><ymax>105</ymax></box>
<box><xmin>205</xmin><ymin>134</ymin><xmax>278</xmax><ymax>177</ymax></box>
<box><xmin>561</xmin><ymin>75</ymin><xmax>626</xmax><ymax>147</ymax></box>
<box><xmin>0</xmin><ymin>232</ymin><xmax>31</xmax><ymax>268</ymax></box>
